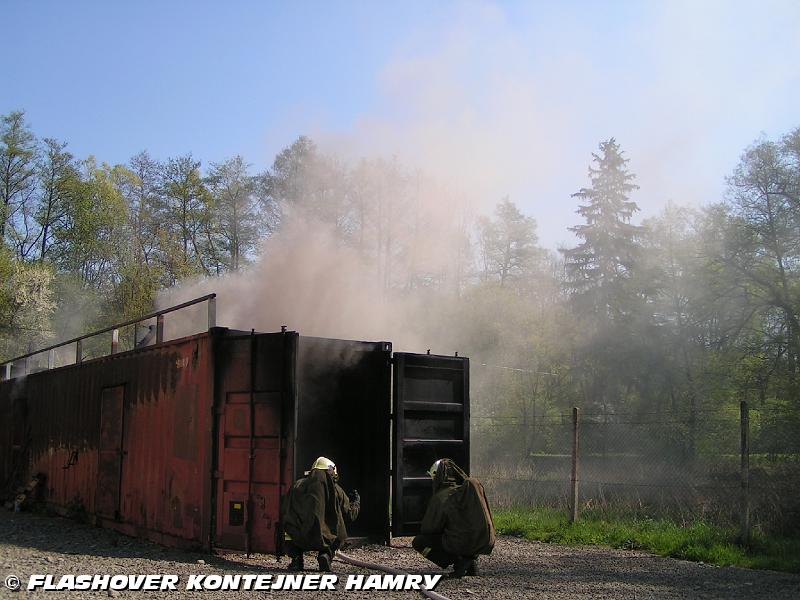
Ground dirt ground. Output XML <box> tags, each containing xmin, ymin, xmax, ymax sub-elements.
<box><xmin>1</xmin><ymin>510</ymin><xmax>799</xmax><ymax>599</ymax></box>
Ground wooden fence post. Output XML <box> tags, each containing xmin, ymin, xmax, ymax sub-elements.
<box><xmin>571</xmin><ymin>407</ymin><xmax>580</xmax><ymax>523</ymax></box>
<box><xmin>208</xmin><ymin>296</ymin><xmax>217</xmax><ymax>329</ymax></box>
<box><xmin>740</xmin><ymin>400</ymin><xmax>750</xmax><ymax>544</ymax></box>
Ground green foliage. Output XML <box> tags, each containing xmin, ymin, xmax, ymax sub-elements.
<box><xmin>494</xmin><ymin>507</ymin><xmax>800</xmax><ymax>572</ymax></box>
<box><xmin>477</xmin><ymin>198</ymin><xmax>540</xmax><ymax>288</ymax></box>
<box><xmin>562</xmin><ymin>138</ymin><xmax>643</xmax><ymax>319</ymax></box>
<box><xmin>0</xmin><ymin>110</ymin><xmax>38</xmax><ymax>251</ymax></box>
<box><xmin>161</xmin><ymin>154</ymin><xmax>215</xmax><ymax>279</ymax></box>
<box><xmin>206</xmin><ymin>155</ymin><xmax>264</xmax><ymax>271</ymax></box>
<box><xmin>0</xmin><ymin>255</ymin><xmax>56</xmax><ymax>359</ymax></box>
<box><xmin>0</xmin><ymin>244</ymin><xmax>15</xmax><ymax>349</ymax></box>
<box><xmin>51</xmin><ymin>158</ymin><xmax>131</xmax><ymax>289</ymax></box>
<box><xmin>35</xmin><ymin>137</ymin><xmax>79</xmax><ymax>261</ymax></box>
<box><xmin>1</xmin><ymin>110</ymin><xmax>798</xmax><ymax>541</ymax></box>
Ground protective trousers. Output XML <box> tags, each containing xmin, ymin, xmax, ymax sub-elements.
<box><xmin>284</xmin><ymin>539</ymin><xmax>336</xmax><ymax>563</ymax></box>
<box><xmin>412</xmin><ymin>534</ymin><xmax>459</xmax><ymax>569</ymax></box>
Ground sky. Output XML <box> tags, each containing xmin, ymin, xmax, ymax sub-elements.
<box><xmin>2</xmin><ymin>0</ymin><xmax>799</xmax><ymax>250</ymax></box>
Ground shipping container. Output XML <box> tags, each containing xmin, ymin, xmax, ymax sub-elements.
<box><xmin>0</xmin><ymin>300</ymin><xmax>469</xmax><ymax>554</ymax></box>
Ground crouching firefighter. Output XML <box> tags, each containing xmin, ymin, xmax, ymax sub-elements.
<box><xmin>412</xmin><ymin>459</ymin><xmax>495</xmax><ymax>578</ymax></box>
<box><xmin>280</xmin><ymin>456</ymin><xmax>360</xmax><ymax>572</ymax></box>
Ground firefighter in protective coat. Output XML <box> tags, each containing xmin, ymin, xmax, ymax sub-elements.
<box><xmin>280</xmin><ymin>457</ymin><xmax>360</xmax><ymax>572</ymax></box>
<box><xmin>412</xmin><ymin>458</ymin><xmax>495</xmax><ymax>577</ymax></box>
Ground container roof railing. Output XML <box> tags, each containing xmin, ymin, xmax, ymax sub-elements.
<box><xmin>1</xmin><ymin>294</ymin><xmax>216</xmax><ymax>381</ymax></box>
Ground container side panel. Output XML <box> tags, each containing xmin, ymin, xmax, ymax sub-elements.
<box><xmin>96</xmin><ymin>386</ymin><xmax>125</xmax><ymax>518</ymax></box>
<box><xmin>0</xmin><ymin>335</ymin><xmax>214</xmax><ymax>549</ymax></box>
<box><xmin>25</xmin><ymin>366</ymin><xmax>99</xmax><ymax>513</ymax></box>
<box><xmin>118</xmin><ymin>339</ymin><xmax>211</xmax><ymax>545</ymax></box>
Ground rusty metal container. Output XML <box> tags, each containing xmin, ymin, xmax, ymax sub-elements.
<box><xmin>0</xmin><ymin>332</ymin><xmax>216</xmax><ymax>549</ymax></box>
<box><xmin>0</xmin><ymin>324</ymin><xmax>469</xmax><ymax>554</ymax></box>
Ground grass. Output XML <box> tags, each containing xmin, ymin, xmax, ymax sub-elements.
<box><xmin>493</xmin><ymin>506</ymin><xmax>800</xmax><ymax>573</ymax></box>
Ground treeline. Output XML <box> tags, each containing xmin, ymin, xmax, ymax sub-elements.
<box><xmin>0</xmin><ymin>110</ymin><xmax>283</xmax><ymax>347</ymax></box>
<box><xmin>2</xmin><ymin>109</ymin><xmax>799</xmax><ymax>459</ymax></box>
<box><xmin>458</xmin><ymin>134</ymin><xmax>800</xmax><ymax>460</ymax></box>
<box><xmin>0</xmin><ymin>113</ymin><xmax>469</xmax><ymax>353</ymax></box>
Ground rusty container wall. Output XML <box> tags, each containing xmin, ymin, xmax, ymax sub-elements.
<box><xmin>2</xmin><ymin>326</ymin><xmax>468</xmax><ymax>554</ymax></box>
<box><xmin>294</xmin><ymin>337</ymin><xmax>392</xmax><ymax>543</ymax></box>
<box><xmin>211</xmin><ymin>330</ymin><xmax>296</xmax><ymax>554</ymax></box>
<box><xmin>0</xmin><ymin>333</ymin><xmax>215</xmax><ymax>550</ymax></box>
<box><xmin>1</xmin><ymin>363</ymin><xmax>100</xmax><ymax>511</ymax></box>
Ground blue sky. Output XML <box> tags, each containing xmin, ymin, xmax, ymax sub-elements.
<box><xmin>3</xmin><ymin>0</ymin><xmax>799</xmax><ymax>249</ymax></box>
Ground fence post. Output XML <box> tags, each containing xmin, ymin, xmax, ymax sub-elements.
<box><xmin>740</xmin><ymin>400</ymin><xmax>750</xmax><ymax>544</ymax></box>
<box><xmin>571</xmin><ymin>406</ymin><xmax>580</xmax><ymax>523</ymax></box>
<box><xmin>25</xmin><ymin>341</ymin><xmax>33</xmax><ymax>375</ymax></box>
<box><xmin>48</xmin><ymin>349</ymin><xmax>55</xmax><ymax>370</ymax></box>
<box><xmin>156</xmin><ymin>314</ymin><xmax>165</xmax><ymax>344</ymax></box>
<box><xmin>75</xmin><ymin>339</ymin><xmax>83</xmax><ymax>364</ymax></box>
<box><xmin>208</xmin><ymin>296</ymin><xmax>217</xmax><ymax>329</ymax></box>
<box><xmin>111</xmin><ymin>329</ymin><xmax>119</xmax><ymax>355</ymax></box>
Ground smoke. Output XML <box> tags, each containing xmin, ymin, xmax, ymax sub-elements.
<box><xmin>314</xmin><ymin>0</ymin><xmax>800</xmax><ymax>249</ymax></box>
<box><xmin>159</xmin><ymin>207</ymin><xmax>459</xmax><ymax>352</ymax></box>
<box><xmin>161</xmin><ymin>0</ymin><xmax>800</xmax><ymax>354</ymax></box>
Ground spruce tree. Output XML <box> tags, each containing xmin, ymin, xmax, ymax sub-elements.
<box><xmin>562</xmin><ymin>138</ymin><xmax>643</xmax><ymax>320</ymax></box>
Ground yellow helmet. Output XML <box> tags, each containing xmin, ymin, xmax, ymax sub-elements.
<box><xmin>311</xmin><ymin>456</ymin><xmax>338</xmax><ymax>479</ymax></box>
<box><xmin>427</xmin><ymin>459</ymin><xmax>444</xmax><ymax>479</ymax></box>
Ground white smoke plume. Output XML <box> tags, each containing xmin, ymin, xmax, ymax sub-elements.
<box><xmin>159</xmin><ymin>205</ymin><xmax>465</xmax><ymax>353</ymax></box>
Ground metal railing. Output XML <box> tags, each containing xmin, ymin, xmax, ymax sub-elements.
<box><xmin>1</xmin><ymin>294</ymin><xmax>216</xmax><ymax>381</ymax></box>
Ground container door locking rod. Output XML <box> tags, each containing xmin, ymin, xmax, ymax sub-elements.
<box><xmin>245</xmin><ymin>329</ymin><xmax>256</xmax><ymax>556</ymax></box>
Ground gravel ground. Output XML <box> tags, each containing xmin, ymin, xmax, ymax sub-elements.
<box><xmin>1</xmin><ymin>510</ymin><xmax>799</xmax><ymax>599</ymax></box>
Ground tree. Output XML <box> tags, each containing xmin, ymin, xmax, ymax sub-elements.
<box><xmin>160</xmin><ymin>154</ymin><xmax>215</xmax><ymax>280</ymax></box>
<box><xmin>96</xmin><ymin>151</ymin><xmax>167</xmax><ymax>325</ymax></box>
<box><xmin>0</xmin><ymin>111</ymin><xmax>38</xmax><ymax>248</ymax></box>
<box><xmin>720</xmin><ymin>132</ymin><xmax>800</xmax><ymax>378</ymax></box>
<box><xmin>264</xmin><ymin>136</ymin><xmax>348</xmax><ymax>236</ymax></box>
<box><xmin>51</xmin><ymin>158</ymin><xmax>131</xmax><ymax>291</ymax></box>
<box><xmin>206</xmin><ymin>156</ymin><xmax>262</xmax><ymax>271</ymax></box>
<box><xmin>35</xmin><ymin>138</ymin><xmax>79</xmax><ymax>261</ymax></box>
<box><xmin>0</xmin><ymin>244</ymin><xmax>14</xmax><ymax>359</ymax></box>
<box><xmin>477</xmin><ymin>197</ymin><xmax>539</xmax><ymax>288</ymax></box>
<box><xmin>562</xmin><ymin>138</ymin><xmax>643</xmax><ymax>320</ymax></box>
<box><xmin>352</xmin><ymin>158</ymin><xmax>413</xmax><ymax>291</ymax></box>
<box><xmin>641</xmin><ymin>204</ymin><xmax>709</xmax><ymax>457</ymax></box>
<box><xmin>127</xmin><ymin>151</ymin><xmax>165</xmax><ymax>270</ymax></box>
<box><xmin>264</xmin><ymin>135</ymin><xmax>318</xmax><ymax>206</ymax></box>
<box><xmin>0</xmin><ymin>258</ymin><xmax>55</xmax><ymax>358</ymax></box>
<box><xmin>557</xmin><ymin>138</ymin><xmax>649</xmax><ymax>432</ymax></box>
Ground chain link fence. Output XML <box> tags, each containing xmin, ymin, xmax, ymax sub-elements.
<box><xmin>472</xmin><ymin>404</ymin><xmax>800</xmax><ymax>538</ymax></box>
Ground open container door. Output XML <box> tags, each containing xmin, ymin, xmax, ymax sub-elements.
<box><xmin>293</xmin><ymin>337</ymin><xmax>392</xmax><ymax>544</ymax></box>
<box><xmin>392</xmin><ymin>352</ymin><xmax>469</xmax><ymax>537</ymax></box>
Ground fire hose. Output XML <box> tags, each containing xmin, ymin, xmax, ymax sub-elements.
<box><xmin>335</xmin><ymin>552</ymin><xmax>452</xmax><ymax>600</ymax></box>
